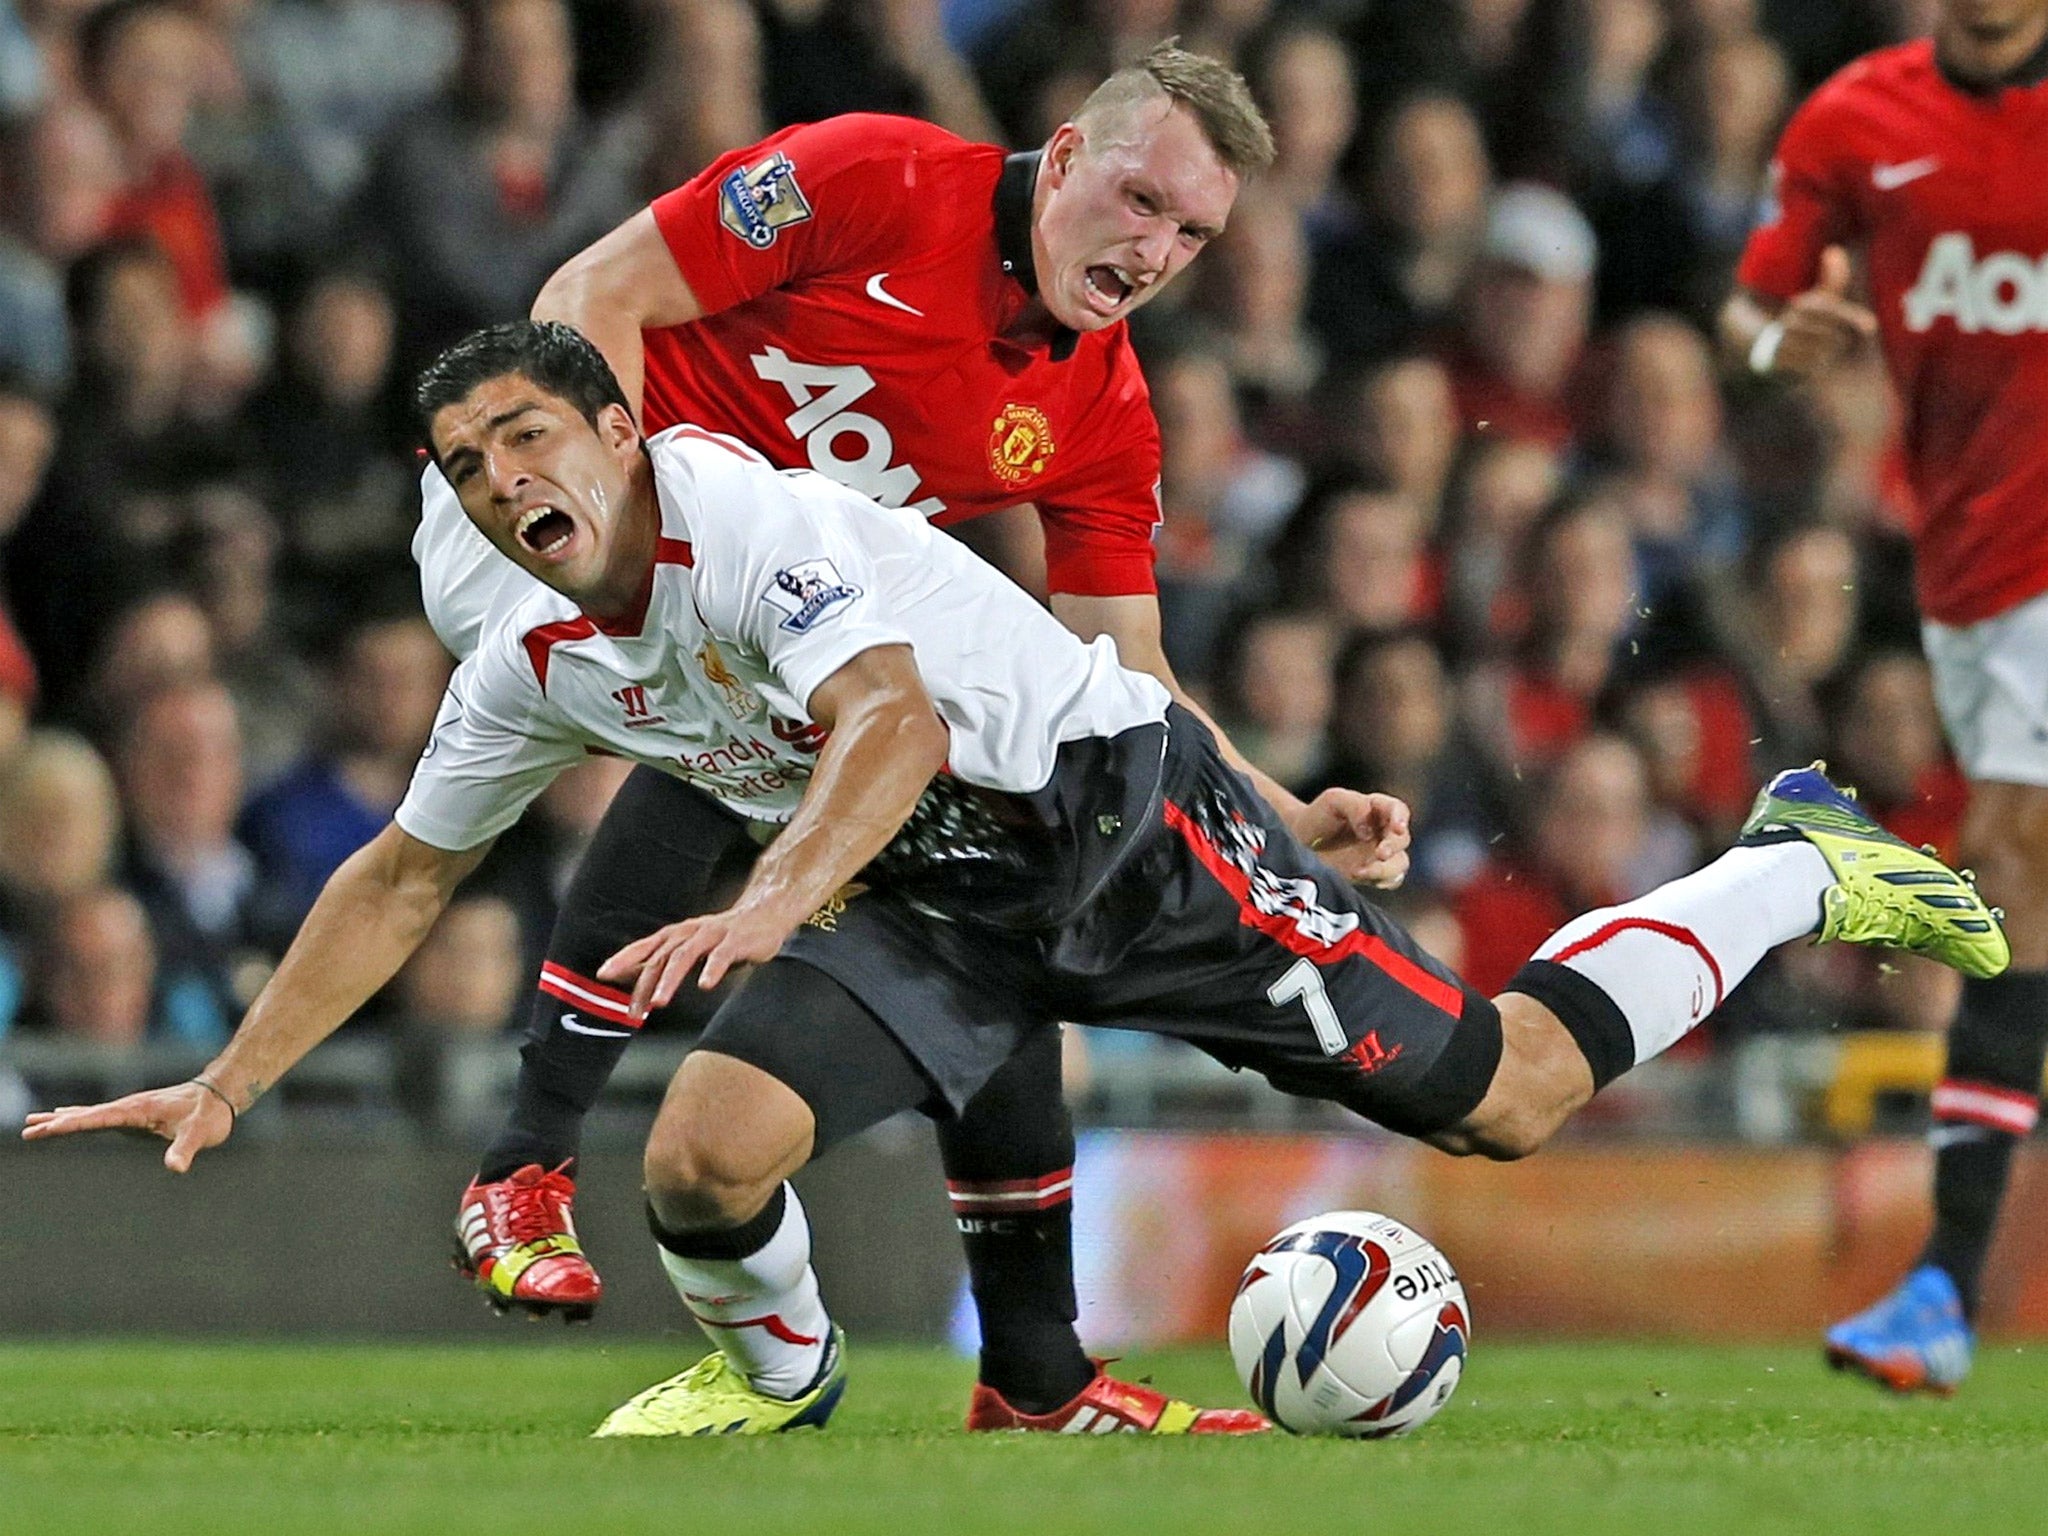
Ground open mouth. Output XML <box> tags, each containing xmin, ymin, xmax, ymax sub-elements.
<box><xmin>515</xmin><ymin>505</ymin><xmax>575</xmax><ymax>558</ymax></box>
<box><xmin>1084</xmin><ymin>264</ymin><xmax>1135</xmax><ymax>314</ymax></box>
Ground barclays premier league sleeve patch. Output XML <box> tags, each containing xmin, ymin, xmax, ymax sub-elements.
<box><xmin>718</xmin><ymin>152</ymin><xmax>812</xmax><ymax>250</ymax></box>
<box><xmin>763</xmin><ymin>558</ymin><xmax>862</xmax><ymax>633</ymax></box>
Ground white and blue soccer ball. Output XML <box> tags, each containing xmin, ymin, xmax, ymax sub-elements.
<box><xmin>1228</xmin><ymin>1210</ymin><xmax>1470</xmax><ymax>1438</ymax></box>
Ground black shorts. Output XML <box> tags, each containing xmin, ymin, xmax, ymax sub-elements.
<box><xmin>782</xmin><ymin>709</ymin><xmax>1503</xmax><ymax>1139</ymax></box>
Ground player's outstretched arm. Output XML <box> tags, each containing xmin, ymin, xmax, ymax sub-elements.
<box><xmin>1718</xmin><ymin>246</ymin><xmax>1877</xmax><ymax>382</ymax></box>
<box><xmin>601</xmin><ymin>644</ymin><xmax>949</xmax><ymax>1011</ymax></box>
<box><xmin>21</xmin><ymin>824</ymin><xmax>489</xmax><ymax>1170</ymax></box>
<box><xmin>1049</xmin><ymin>591</ymin><xmax>1411</xmax><ymax>887</ymax></box>
<box><xmin>531</xmin><ymin>207</ymin><xmax>704</xmax><ymax>423</ymax></box>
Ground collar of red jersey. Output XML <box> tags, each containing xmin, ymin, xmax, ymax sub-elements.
<box><xmin>994</xmin><ymin>149</ymin><xmax>1078</xmax><ymax>364</ymax></box>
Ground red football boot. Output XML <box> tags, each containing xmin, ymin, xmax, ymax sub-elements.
<box><xmin>966</xmin><ymin>1366</ymin><xmax>1270</xmax><ymax>1434</ymax></box>
<box><xmin>452</xmin><ymin>1163</ymin><xmax>602</xmax><ymax>1322</ymax></box>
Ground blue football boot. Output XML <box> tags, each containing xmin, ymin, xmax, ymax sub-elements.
<box><xmin>1824</xmin><ymin>1264</ymin><xmax>1973</xmax><ymax>1395</ymax></box>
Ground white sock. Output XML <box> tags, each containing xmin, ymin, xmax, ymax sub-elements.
<box><xmin>657</xmin><ymin>1184</ymin><xmax>831</xmax><ymax>1398</ymax></box>
<box><xmin>1532</xmin><ymin>841</ymin><xmax>1833</xmax><ymax>1064</ymax></box>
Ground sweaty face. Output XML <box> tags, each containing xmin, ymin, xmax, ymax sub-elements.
<box><xmin>432</xmin><ymin>376</ymin><xmax>636</xmax><ymax>603</ymax></box>
<box><xmin>1033</xmin><ymin>101</ymin><xmax>1240</xmax><ymax>332</ymax></box>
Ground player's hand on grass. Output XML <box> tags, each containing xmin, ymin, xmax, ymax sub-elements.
<box><xmin>1296</xmin><ymin>789</ymin><xmax>1412</xmax><ymax>888</ymax></box>
<box><xmin>1769</xmin><ymin>246</ymin><xmax>1878</xmax><ymax>378</ymax></box>
<box><xmin>20</xmin><ymin>1079</ymin><xmax>235</xmax><ymax>1172</ymax></box>
<box><xmin>600</xmin><ymin>899</ymin><xmax>804</xmax><ymax>1015</ymax></box>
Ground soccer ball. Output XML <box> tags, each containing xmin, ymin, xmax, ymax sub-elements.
<box><xmin>1227</xmin><ymin>1210</ymin><xmax>1470</xmax><ymax>1437</ymax></box>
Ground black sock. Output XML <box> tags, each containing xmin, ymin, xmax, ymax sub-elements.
<box><xmin>1919</xmin><ymin>971</ymin><xmax>2048</xmax><ymax>1319</ymax></box>
<box><xmin>939</xmin><ymin>1030</ymin><xmax>1093</xmax><ymax>1414</ymax></box>
<box><xmin>647</xmin><ymin>1184</ymin><xmax>787</xmax><ymax>1258</ymax></box>
<box><xmin>479</xmin><ymin>992</ymin><xmax>635</xmax><ymax>1181</ymax></box>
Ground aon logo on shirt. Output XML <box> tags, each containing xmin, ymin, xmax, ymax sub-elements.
<box><xmin>752</xmin><ymin>347</ymin><xmax>946</xmax><ymax>516</ymax></box>
<box><xmin>1904</xmin><ymin>233</ymin><xmax>2048</xmax><ymax>334</ymax></box>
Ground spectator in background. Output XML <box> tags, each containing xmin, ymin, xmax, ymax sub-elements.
<box><xmin>0</xmin><ymin>104</ymin><xmax>116</xmax><ymax>392</ymax></box>
<box><xmin>1210</xmin><ymin>607</ymin><xmax>1335</xmax><ymax>793</ymax></box>
<box><xmin>1441</xmin><ymin>433</ymin><xmax>1562</xmax><ymax>650</ymax></box>
<box><xmin>1453</xmin><ymin>731</ymin><xmax>1695</xmax><ymax>995</ymax></box>
<box><xmin>1311</xmin><ymin>90</ymin><xmax>1491</xmax><ymax>361</ymax></box>
<box><xmin>229</xmin><ymin>0</ymin><xmax>462</xmax><ymax>266</ymax></box>
<box><xmin>1712</xmin><ymin>523</ymin><xmax>1860</xmax><ymax>770</ymax></box>
<box><xmin>1188</xmin><ymin>184</ymin><xmax>1322</xmax><ymax>410</ymax></box>
<box><xmin>0</xmin><ymin>728</ymin><xmax>124</xmax><ymax>1038</ymax></box>
<box><xmin>0</xmin><ymin>372</ymin><xmax>57</xmax><ymax>752</ymax></box>
<box><xmin>26</xmin><ymin>884</ymin><xmax>157</xmax><ymax>1046</ymax></box>
<box><xmin>249</xmin><ymin>267</ymin><xmax>413</xmax><ymax>632</ymax></box>
<box><xmin>8</xmin><ymin>239</ymin><xmax>243</xmax><ymax>709</ymax></box>
<box><xmin>1314</xmin><ymin>628</ymin><xmax>1511</xmax><ymax>893</ymax></box>
<box><xmin>396</xmin><ymin>894</ymin><xmax>525</xmax><ymax>1034</ymax></box>
<box><xmin>1588</xmin><ymin>311</ymin><xmax>1749</xmax><ymax>611</ymax></box>
<box><xmin>113</xmin><ymin>677</ymin><xmax>256</xmax><ymax>1042</ymax></box>
<box><xmin>1324</xmin><ymin>352</ymin><xmax>1462</xmax><ymax>535</ymax></box>
<box><xmin>240</xmin><ymin>609</ymin><xmax>449</xmax><ymax>930</ymax></box>
<box><xmin>1445</xmin><ymin>182</ymin><xmax>1598</xmax><ymax>447</ymax></box>
<box><xmin>637</xmin><ymin>0</ymin><xmax>765</xmax><ymax>192</ymax></box>
<box><xmin>1280</xmin><ymin>475</ymin><xmax>1440</xmax><ymax>634</ymax></box>
<box><xmin>1466</xmin><ymin>488</ymin><xmax>1640</xmax><ymax>775</ymax></box>
<box><xmin>81</xmin><ymin>0</ymin><xmax>258</xmax><ymax>401</ymax></box>
<box><xmin>1669</xmin><ymin>27</ymin><xmax>1792</xmax><ymax>321</ymax></box>
<box><xmin>357</xmin><ymin>0</ymin><xmax>639</xmax><ymax>372</ymax></box>
<box><xmin>1246</xmin><ymin>22</ymin><xmax>1357</xmax><ymax>243</ymax></box>
<box><xmin>754</xmin><ymin>0</ymin><xmax>1000</xmax><ymax>144</ymax></box>
<box><xmin>188</xmin><ymin>485</ymin><xmax>318</xmax><ymax>787</ymax></box>
<box><xmin>1616</xmin><ymin>665</ymin><xmax>1757</xmax><ymax>850</ymax></box>
<box><xmin>1152</xmin><ymin>343</ymin><xmax>1303</xmax><ymax>678</ymax></box>
<box><xmin>83</xmin><ymin>586</ymin><xmax>215</xmax><ymax>736</ymax></box>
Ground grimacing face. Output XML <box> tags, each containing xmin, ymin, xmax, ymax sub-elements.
<box><xmin>1032</xmin><ymin>99</ymin><xmax>1240</xmax><ymax>332</ymax></box>
<box><xmin>432</xmin><ymin>375</ymin><xmax>642</xmax><ymax>604</ymax></box>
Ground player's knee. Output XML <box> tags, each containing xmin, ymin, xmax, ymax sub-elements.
<box><xmin>1427</xmin><ymin>995</ymin><xmax>1591</xmax><ymax>1160</ymax></box>
<box><xmin>642</xmin><ymin>1126</ymin><xmax>780</xmax><ymax>1229</ymax></box>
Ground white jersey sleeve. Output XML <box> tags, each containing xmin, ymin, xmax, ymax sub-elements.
<box><xmin>672</xmin><ymin>443</ymin><xmax>915</xmax><ymax>713</ymax></box>
<box><xmin>393</xmin><ymin>633</ymin><xmax>586</xmax><ymax>851</ymax></box>
<box><xmin>412</xmin><ymin>462</ymin><xmax>541</xmax><ymax>661</ymax></box>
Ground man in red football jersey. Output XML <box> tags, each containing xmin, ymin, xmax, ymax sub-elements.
<box><xmin>425</xmin><ymin>46</ymin><xmax>1406</xmax><ymax>1431</ymax></box>
<box><xmin>1720</xmin><ymin>0</ymin><xmax>2048</xmax><ymax>1394</ymax></box>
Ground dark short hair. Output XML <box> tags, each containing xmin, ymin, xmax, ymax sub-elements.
<box><xmin>413</xmin><ymin>321</ymin><xmax>631</xmax><ymax>462</ymax></box>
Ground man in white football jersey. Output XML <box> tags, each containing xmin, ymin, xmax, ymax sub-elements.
<box><xmin>26</xmin><ymin>324</ymin><xmax>2009</xmax><ymax>1437</ymax></box>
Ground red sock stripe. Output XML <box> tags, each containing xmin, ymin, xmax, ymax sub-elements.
<box><xmin>684</xmin><ymin>1308</ymin><xmax>820</xmax><ymax>1346</ymax></box>
<box><xmin>537</xmin><ymin>962</ymin><xmax>640</xmax><ymax>1028</ymax></box>
<box><xmin>1546</xmin><ymin>917</ymin><xmax>1725</xmax><ymax>1012</ymax></box>
<box><xmin>946</xmin><ymin>1169</ymin><xmax>1075</xmax><ymax>1212</ymax></box>
<box><xmin>1161</xmin><ymin>800</ymin><xmax>1464</xmax><ymax>1018</ymax></box>
<box><xmin>1932</xmin><ymin>1079</ymin><xmax>2040</xmax><ymax>1136</ymax></box>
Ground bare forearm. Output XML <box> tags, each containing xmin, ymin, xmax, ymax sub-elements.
<box><xmin>203</xmin><ymin>831</ymin><xmax>470</xmax><ymax>1110</ymax></box>
<box><xmin>532</xmin><ymin>269</ymin><xmax>649</xmax><ymax>421</ymax></box>
<box><xmin>739</xmin><ymin>703</ymin><xmax>948</xmax><ymax>923</ymax></box>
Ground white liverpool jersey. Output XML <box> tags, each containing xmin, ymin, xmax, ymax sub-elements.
<box><xmin>395</xmin><ymin>425</ymin><xmax>1170</xmax><ymax>852</ymax></box>
<box><xmin>413</xmin><ymin>461</ymin><xmax>526</xmax><ymax>660</ymax></box>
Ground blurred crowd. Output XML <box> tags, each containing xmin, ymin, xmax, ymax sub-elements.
<box><xmin>0</xmin><ymin>0</ymin><xmax>1968</xmax><ymax>1072</ymax></box>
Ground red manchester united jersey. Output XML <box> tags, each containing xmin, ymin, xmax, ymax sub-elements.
<box><xmin>1738</xmin><ymin>39</ymin><xmax>2048</xmax><ymax>625</ymax></box>
<box><xmin>641</xmin><ymin>114</ymin><xmax>1162</xmax><ymax>598</ymax></box>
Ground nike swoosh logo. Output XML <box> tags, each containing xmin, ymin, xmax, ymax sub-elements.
<box><xmin>864</xmin><ymin>272</ymin><xmax>924</xmax><ymax>316</ymax></box>
<box><xmin>559</xmin><ymin>1012</ymin><xmax>633</xmax><ymax>1039</ymax></box>
<box><xmin>1872</xmin><ymin>157</ymin><xmax>1940</xmax><ymax>191</ymax></box>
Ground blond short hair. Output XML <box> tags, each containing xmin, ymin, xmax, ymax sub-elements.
<box><xmin>1073</xmin><ymin>42</ymin><xmax>1275</xmax><ymax>178</ymax></box>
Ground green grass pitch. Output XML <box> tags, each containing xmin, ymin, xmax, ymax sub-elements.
<box><xmin>6</xmin><ymin>1340</ymin><xmax>2048</xmax><ymax>1536</ymax></box>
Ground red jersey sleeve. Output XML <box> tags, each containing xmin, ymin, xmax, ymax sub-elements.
<box><xmin>1034</xmin><ymin>365</ymin><xmax>1162</xmax><ymax>598</ymax></box>
<box><xmin>1735</xmin><ymin>87</ymin><xmax>1862</xmax><ymax>301</ymax></box>
<box><xmin>652</xmin><ymin>116</ymin><xmax>954</xmax><ymax>318</ymax></box>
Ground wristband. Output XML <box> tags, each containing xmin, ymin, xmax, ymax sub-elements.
<box><xmin>1748</xmin><ymin>318</ymin><xmax>1787</xmax><ymax>376</ymax></box>
<box><xmin>191</xmin><ymin>1075</ymin><xmax>238</xmax><ymax>1124</ymax></box>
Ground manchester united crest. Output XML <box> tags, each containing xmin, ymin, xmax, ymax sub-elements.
<box><xmin>988</xmin><ymin>403</ymin><xmax>1055</xmax><ymax>486</ymax></box>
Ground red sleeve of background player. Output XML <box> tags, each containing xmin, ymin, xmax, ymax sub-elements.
<box><xmin>1034</xmin><ymin>355</ymin><xmax>1163</xmax><ymax>598</ymax></box>
<box><xmin>650</xmin><ymin>115</ymin><xmax>949</xmax><ymax>317</ymax></box>
<box><xmin>1734</xmin><ymin>87</ymin><xmax>1861</xmax><ymax>302</ymax></box>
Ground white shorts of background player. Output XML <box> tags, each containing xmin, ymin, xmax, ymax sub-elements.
<box><xmin>1924</xmin><ymin>585</ymin><xmax>2048</xmax><ymax>789</ymax></box>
